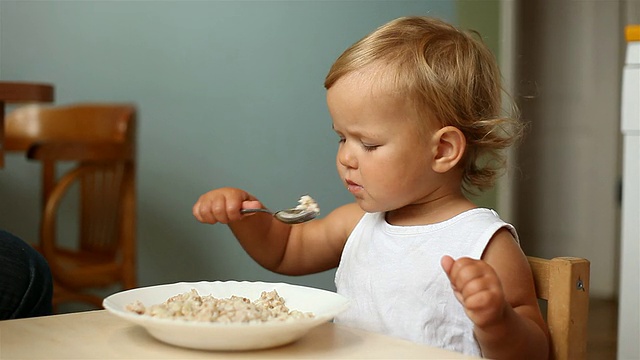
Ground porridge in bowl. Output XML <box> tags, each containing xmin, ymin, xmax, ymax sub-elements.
<box><xmin>126</xmin><ymin>289</ymin><xmax>314</xmax><ymax>323</ymax></box>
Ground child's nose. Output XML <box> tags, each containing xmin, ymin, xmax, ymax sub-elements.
<box><xmin>337</xmin><ymin>144</ymin><xmax>357</xmax><ymax>169</ymax></box>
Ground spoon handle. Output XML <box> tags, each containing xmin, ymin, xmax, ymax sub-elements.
<box><xmin>240</xmin><ymin>208</ymin><xmax>272</xmax><ymax>214</ymax></box>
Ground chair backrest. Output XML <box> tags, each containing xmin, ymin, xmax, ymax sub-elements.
<box><xmin>5</xmin><ymin>103</ymin><xmax>134</xmax><ymax>151</ymax></box>
<box><xmin>5</xmin><ymin>103</ymin><xmax>136</xmax><ymax>203</ymax></box>
<box><xmin>527</xmin><ymin>256</ymin><xmax>590</xmax><ymax>360</ymax></box>
<box><xmin>5</xmin><ymin>103</ymin><xmax>137</xmax><ymax>305</ymax></box>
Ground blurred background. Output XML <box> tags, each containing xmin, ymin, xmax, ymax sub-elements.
<box><xmin>0</xmin><ymin>0</ymin><xmax>480</xmax><ymax>297</ymax></box>
<box><xmin>1</xmin><ymin>1</ymin><xmax>638</xmax><ymax>358</ymax></box>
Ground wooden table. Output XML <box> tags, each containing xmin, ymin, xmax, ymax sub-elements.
<box><xmin>0</xmin><ymin>310</ymin><xmax>475</xmax><ymax>359</ymax></box>
<box><xmin>0</xmin><ymin>81</ymin><xmax>55</xmax><ymax>167</ymax></box>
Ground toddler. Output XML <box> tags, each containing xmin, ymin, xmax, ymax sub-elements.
<box><xmin>193</xmin><ymin>16</ymin><xmax>549</xmax><ymax>359</ymax></box>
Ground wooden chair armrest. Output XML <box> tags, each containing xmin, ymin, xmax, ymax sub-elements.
<box><xmin>527</xmin><ymin>256</ymin><xmax>590</xmax><ymax>360</ymax></box>
<box><xmin>26</xmin><ymin>141</ymin><xmax>133</xmax><ymax>162</ymax></box>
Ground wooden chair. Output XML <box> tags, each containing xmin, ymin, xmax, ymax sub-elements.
<box><xmin>528</xmin><ymin>256</ymin><xmax>590</xmax><ymax>360</ymax></box>
<box><xmin>4</xmin><ymin>103</ymin><xmax>137</xmax><ymax>310</ymax></box>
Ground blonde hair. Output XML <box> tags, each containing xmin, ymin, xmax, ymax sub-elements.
<box><xmin>325</xmin><ymin>16</ymin><xmax>523</xmax><ymax>193</ymax></box>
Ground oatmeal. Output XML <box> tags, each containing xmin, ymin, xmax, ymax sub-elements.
<box><xmin>295</xmin><ymin>195</ymin><xmax>320</xmax><ymax>214</ymax></box>
<box><xmin>126</xmin><ymin>289</ymin><xmax>314</xmax><ymax>323</ymax></box>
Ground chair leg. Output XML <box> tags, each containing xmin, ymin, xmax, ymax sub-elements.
<box><xmin>52</xmin><ymin>283</ymin><xmax>104</xmax><ymax>312</ymax></box>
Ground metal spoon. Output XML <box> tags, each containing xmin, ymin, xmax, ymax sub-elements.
<box><xmin>240</xmin><ymin>207</ymin><xmax>318</xmax><ymax>224</ymax></box>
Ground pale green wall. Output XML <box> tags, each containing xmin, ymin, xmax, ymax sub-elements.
<box><xmin>457</xmin><ymin>1</ymin><xmax>502</xmax><ymax>209</ymax></box>
<box><xmin>0</xmin><ymin>1</ymin><xmax>499</xmax><ymax>295</ymax></box>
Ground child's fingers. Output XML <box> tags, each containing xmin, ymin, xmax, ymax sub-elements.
<box><xmin>462</xmin><ymin>285</ymin><xmax>496</xmax><ymax>310</ymax></box>
<box><xmin>238</xmin><ymin>200</ymin><xmax>265</xmax><ymax>219</ymax></box>
<box><xmin>192</xmin><ymin>188</ymin><xmax>259</xmax><ymax>224</ymax></box>
<box><xmin>440</xmin><ymin>255</ymin><xmax>455</xmax><ymax>277</ymax></box>
<box><xmin>198</xmin><ymin>196</ymin><xmax>230</xmax><ymax>224</ymax></box>
<box><xmin>441</xmin><ymin>256</ymin><xmax>509</xmax><ymax>328</ymax></box>
<box><xmin>441</xmin><ymin>256</ymin><xmax>468</xmax><ymax>304</ymax></box>
<box><xmin>443</xmin><ymin>258</ymin><xmax>497</xmax><ymax>300</ymax></box>
<box><xmin>241</xmin><ymin>200</ymin><xmax>263</xmax><ymax>210</ymax></box>
<box><xmin>192</xmin><ymin>195</ymin><xmax>214</xmax><ymax>222</ymax></box>
<box><xmin>445</xmin><ymin>257</ymin><xmax>484</xmax><ymax>288</ymax></box>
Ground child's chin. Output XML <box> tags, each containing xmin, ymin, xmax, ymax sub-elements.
<box><xmin>355</xmin><ymin>200</ymin><xmax>382</xmax><ymax>213</ymax></box>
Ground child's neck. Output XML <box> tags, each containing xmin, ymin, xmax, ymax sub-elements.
<box><xmin>385</xmin><ymin>192</ymin><xmax>476</xmax><ymax>226</ymax></box>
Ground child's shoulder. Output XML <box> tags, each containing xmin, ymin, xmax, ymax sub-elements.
<box><xmin>320</xmin><ymin>202</ymin><xmax>365</xmax><ymax>236</ymax></box>
<box><xmin>331</xmin><ymin>202</ymin><xmax>366</xmax><ymax>224</ymax></box>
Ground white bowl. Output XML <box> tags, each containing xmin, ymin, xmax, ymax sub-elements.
<box><xmin>102</xmin><ymin>281</ymin><xmax>349</xmax><ymax>351</ymax></box>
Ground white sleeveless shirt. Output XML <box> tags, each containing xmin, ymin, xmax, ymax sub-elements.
<box><xmin>334</xmin><ymin>208</ymin><xmax>518</xmax><ymax>357</ymax></box>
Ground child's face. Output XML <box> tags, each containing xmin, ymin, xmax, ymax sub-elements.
<box><xmin>327</xmin><ymin>69</ymin><xmax>439</xmax><ymax>213</ymax></box>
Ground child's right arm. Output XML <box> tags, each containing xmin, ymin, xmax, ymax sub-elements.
<box><xmin>192</xmin><ymin>187</ymin><xmax>363</xmax><ymax>275</ymax></box>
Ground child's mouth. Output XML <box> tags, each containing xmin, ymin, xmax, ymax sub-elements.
<box><xmin>345</xmin><ymin>179</ymin><xmax>363</xmax><ymax>193</ymax></box>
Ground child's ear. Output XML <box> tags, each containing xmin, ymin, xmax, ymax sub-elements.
<box><xmin>431</xmin><ymin>126</ymin><xmax>466</xmax><ymax>173</ymax></box>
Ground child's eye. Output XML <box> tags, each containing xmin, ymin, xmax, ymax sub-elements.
<box><xmin>362</xmin><ymin>143</ymin><xmax>379</xmax><ymax>152</ymax></box>
<box><xmin>337</xmin><ymin>136</ymin><xmax>346</xmax><ymax>144</ymax></box>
